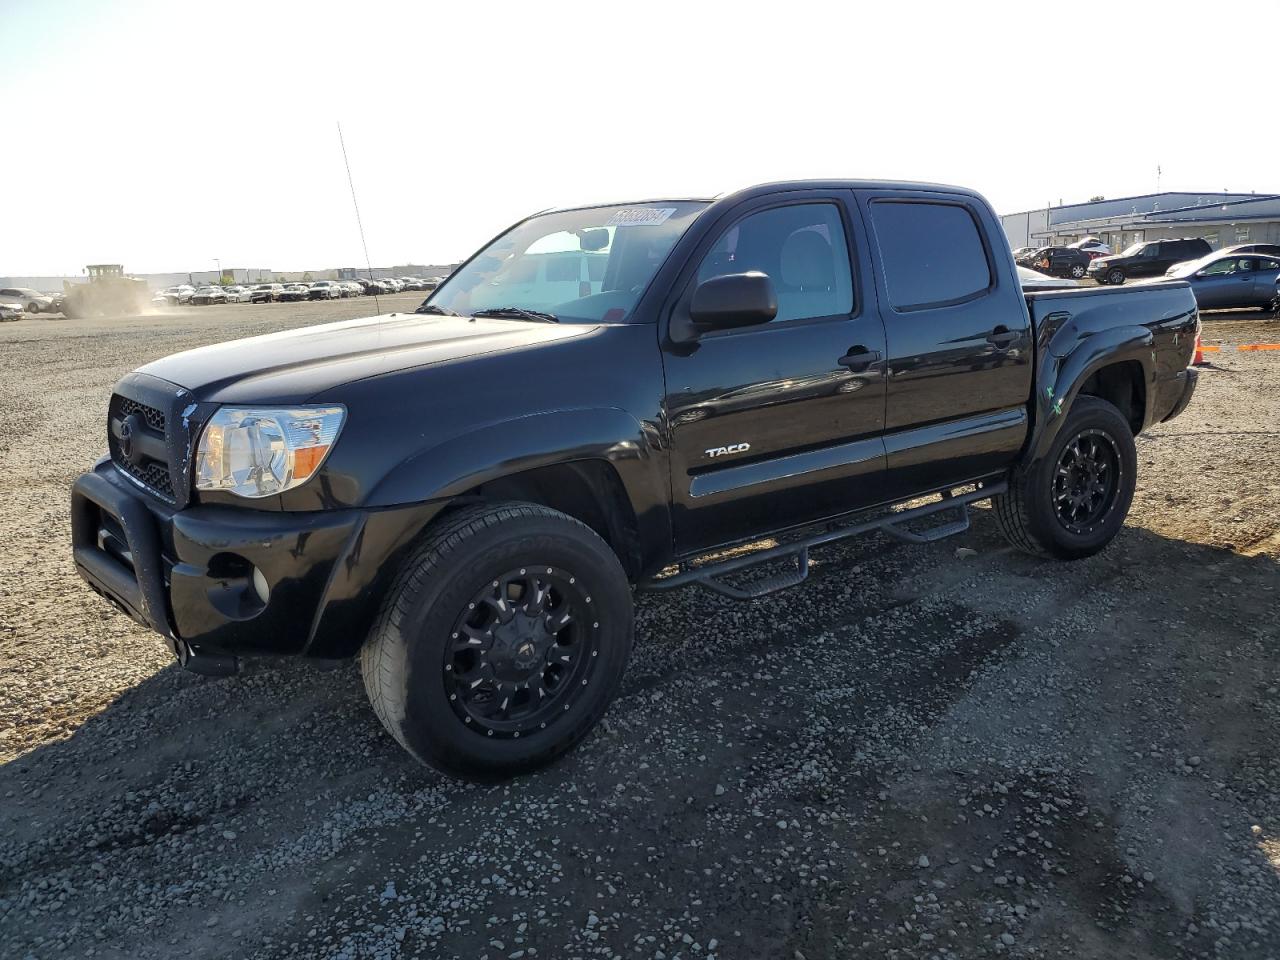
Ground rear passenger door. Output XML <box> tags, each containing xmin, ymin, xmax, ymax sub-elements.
<box><xmin>858</xmin><ymin>190</ymin><xmax>1033</xmax><ymax>494</ymax></box>
<box><xmin>1131</xmin><ymin>243</ymin><xmax>1166</xmax><ymax>278</ymax></box>
<box><xmin>1250</xmin><ymin>256</ymin><xmax>1280</xmax><ymax>304</ymax></box>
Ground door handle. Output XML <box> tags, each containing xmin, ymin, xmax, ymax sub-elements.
<box><xmin>987</xmin><ymin>326</ymin><xmax>1019</xmax><ymax>348</ymax></box>
<box><xmin>838</xmin><ymin>347</ymin><xmax>881</xmax><ymax>372</ymax></box>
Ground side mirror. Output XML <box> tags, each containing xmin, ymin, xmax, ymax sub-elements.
<box><xmin>689</xmin><ymin>272</ymin><xmax>778</xmax><ymax>333</ymax></box>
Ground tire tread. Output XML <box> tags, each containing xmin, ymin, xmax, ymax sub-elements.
<box><xmin>360</xmin><ymin>501</ymin><xmax>620</xmax><ymax>772</ymax></box>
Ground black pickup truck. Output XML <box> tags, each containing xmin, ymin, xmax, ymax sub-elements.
<box><xmin>71</xmin><ymin>180</ymin><xmax>1200</xmax><ymax>778</ymax></box>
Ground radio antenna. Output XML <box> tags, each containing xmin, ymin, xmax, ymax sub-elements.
<box><xmin>337</xmin><ymin>121</ymin><xmax>381</xmax><ymax>315</ymax></box>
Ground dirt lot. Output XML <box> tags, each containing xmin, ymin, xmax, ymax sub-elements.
<box><xmin>1</xmin><ymin>299</ymin><xmax>1278</xmax><ymax>960</ymax></box>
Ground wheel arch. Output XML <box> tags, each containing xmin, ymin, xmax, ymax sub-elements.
<box><xmin>452</xmin><ymin>459</ymin><xmax>645</xmax><ymax>579</ymax></box>
<box><xmin>1023</xmin><ymin>324</ymin><xmax>1154</xmax><ymax>468</ymax></box>
<box><xmin>366</xmin><ymin>407</ymin><xmax>671</xmax><ymax>576</ymax></box>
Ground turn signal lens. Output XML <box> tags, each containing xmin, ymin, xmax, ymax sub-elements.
<box><xmin>195</xmin><ymin>406</ymin><xmax>345</xmax><ymax>499</ymax></box>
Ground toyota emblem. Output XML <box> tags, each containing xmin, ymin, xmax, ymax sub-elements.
<box><xmin>118</xmin><ymin>413</ymin><xmax>143</xmax><ymax>465</ymax></box>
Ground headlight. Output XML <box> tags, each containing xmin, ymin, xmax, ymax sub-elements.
<box><xmin>195</xmin><ymin>406</ymin><xmax>345</xmax><ymax>498</ymax></box>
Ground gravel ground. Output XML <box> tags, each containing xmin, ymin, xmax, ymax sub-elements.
<box><xmin>1</xmin><ymin>301</ymin><xmax>1278</xmax><ymax>960</ymax></box>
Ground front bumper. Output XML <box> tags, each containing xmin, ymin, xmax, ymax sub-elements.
<box><xmin>71</xmin><ymin>460</ymin><xmax>443</xmax><ymax>671</ymax></box>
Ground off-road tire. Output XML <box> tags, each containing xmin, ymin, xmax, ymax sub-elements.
<box><xmin>994</xmin><ymin>396</ymin><xmax>1136</xmax><ymax>560</ymax></box>
<box><xmin>360</xmin><ymin>501</ymin><xmax>633</xmax><ymax>780</ymax></box>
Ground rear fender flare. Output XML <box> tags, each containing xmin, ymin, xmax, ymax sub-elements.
<box><xmin>1022</xmin><ymin>321</ymin><xmax>1154</xmax><ymax>467</ymax></box>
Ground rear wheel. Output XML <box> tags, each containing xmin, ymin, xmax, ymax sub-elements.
<box><xmin>1070</xmin><ymin>264</ymin><xmax>1087</xmax><ymax>279</ymax></box>
<box><xmin>361</xmin><ymin>502</ymin><xmax>633</xmax><ymax>780</ymax></box>
<box><xmin>994</xmin><ymin>396</ymin><xmax>1136</xmax><ymax>560</ymax></box>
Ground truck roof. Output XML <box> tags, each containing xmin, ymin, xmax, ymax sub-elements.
<box><xmin>540</xmin><ymin>179</ymin><xmax>985</xmax><ymax>216</ymax></box>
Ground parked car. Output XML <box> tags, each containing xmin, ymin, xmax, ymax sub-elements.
<box><xmin>421</xmin><ymin>277</ymin><xmax>442</xmax><ymax>291</ymax></box>
<box><xmin>1017</xmin><ymin>246</ymin><xmax>1092</xmax><ymax>280</ymax></box>
<box><xmin>0</xmin><ymin>301</ymin><xmax>24</xmax><ymax>321</ymax></box>
<box><xmin>1212</xmin><ymin>242</ymin><xmax>1280</xmax><ymax>258</ymax></box>
<box><xmin>224</xmin><ymin>286</ymin><xmax>253</xmax><ymax>303</ymax></box>
<box><xmin>71</xmin><ymin>179</ymin><xmax>1200</xmax><ymax>779</ymax></box>
<box><xmin>1011</xmin><ymin>246</ymin><xmax>1037</xmax><ymax>261</ymax></box>
<box><xmin>249</xmin><ymin>283</ymin><xmax>284</xmax><ymax>303</ymax></box>
<box><xmin>307</xmin><ymin>280</ymin><xmax>341</xmax><ymax>300</ymax></box>
<box><xmin>341</xmin><ymin>281</ymin><xmax>364</xmax><ymax>297</ymax></box>
<box><xmin>190</xmin><ymin>286</ymin><xmax>228</xmax><ymax>305</ymax></box>
<box><xmin>381</xmin><ymin>278</ymin><xmax>404</xmax><ymax>293</ymax></box>
<box><xmin>1159</xmin><ymin>252</ymin><xmax>1280</xmax><ymax>310</ymax></box>
<box><xmin>1087</xmin><ymin>237</ymin><xmax>1213</xmax><ymax>285</ymax></box>
<box><xmin>160</xmin><ymin>285</ymin><xmax>195</xmax><ymax>305</ymax></box>
<box><xmin>0</xmin><ymin>287</ymin><xmax>54</xmax><ymax>313</ymax></box>
<box><xmin>1068</xmin><ymin>236</ymin><xmax>1112</xmax><ymax>258</ymax></box>
<box><xmin>277</xmin><ymin>284</ymin><xmax>310</xmax><ymax>302</ymax></box>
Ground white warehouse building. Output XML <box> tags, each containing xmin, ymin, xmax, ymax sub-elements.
<box><xmin>1001</xmin><ymin>192</ymin><xmax>1280</xmax><ymax>253</ymax></box>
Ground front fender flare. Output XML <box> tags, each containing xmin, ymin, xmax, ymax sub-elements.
<box><xmin>1022</xmin><ymin>321</ymin><xmax>1154</xmax><ymax>467</ymax></box>
<box><xmin>366</xmin><ymin>406</ymin><xmax>670</xmax><ymax>559</ymax></box>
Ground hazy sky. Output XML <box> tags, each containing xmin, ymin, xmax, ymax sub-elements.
<box><xmin>4</xmin><ymin>0</ymin><xmax>1277</xmax><ymax>276</ymax></box>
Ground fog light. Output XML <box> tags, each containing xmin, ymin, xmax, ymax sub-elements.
<box><xmin>252</xmin><ymin>566</ymin><xmax>271</xmax><ymax>605</ymax></box>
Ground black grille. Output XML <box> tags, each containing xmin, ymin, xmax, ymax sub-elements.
<box><xmin>116</xmin><ymin>397</ymin><xmax>166</xmax><ymax>433</ymax></box>
<box><xmin>124</xmin><ymin>461</ymin><xmax>175</xmax><ymax>499</ymax></box>
<box><xmin>108</xmin><ymin>394</ymin><xmax>175</xmax><ymax>501</ymax></box>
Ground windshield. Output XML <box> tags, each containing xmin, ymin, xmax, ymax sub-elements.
<box><xmin>1120</xmin><ymin>242</ymin><xmax>1147</xmax><ymax>257</ymax></box>
<box><xmin>1168</xmin><ymin>253</ymin><xmax>1217</xmax><ymax>278</ymax></box>
<box><xmin>424</xmin><ymin>201</ymin><xmax>709</xmax><ymax>323</ymax></box>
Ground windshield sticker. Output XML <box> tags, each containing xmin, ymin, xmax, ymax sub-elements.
<box><xmin>607</xmin><ymin>207</ymin><xmax>677</xmax><ymax>227</ymax></box>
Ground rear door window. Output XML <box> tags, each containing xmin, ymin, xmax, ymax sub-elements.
<box><xmin>870</xmin><ymin>201</ymin><xmax>992</xmax><ymax>310</ymax></box>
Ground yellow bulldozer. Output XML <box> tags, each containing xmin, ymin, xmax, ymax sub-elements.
<box><xmin>61</xmin><ymin>264</ymin><xmax>150</xmax><ymax>318</ymax></box>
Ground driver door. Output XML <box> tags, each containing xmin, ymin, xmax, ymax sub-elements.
<box><xmin>661</xmin><ymin>192</ymin><xmax>889</xmax><ymax>554</ymax></box>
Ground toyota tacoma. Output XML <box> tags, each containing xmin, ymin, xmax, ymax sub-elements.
<box><xmin>71</xmin><ymin>180</ymin><xmax>1200</xmax><ymax>779</ymax></box>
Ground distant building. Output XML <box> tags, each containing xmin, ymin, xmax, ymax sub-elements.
<box><xmin>0</xmin><ymin>267</ymin><xmax>274</xmax><ymax>291</ymax></box>
<box><xmin>1</xmin><ymin>264</ymin><xmax>457</xmax><ymax>292</ymax></box>
<box><xmin>336</xmin><ymin>264</ymin><xmax>458</xmax><ymax>280</ymax></box>
<box><xmin>1001</xmin><ymin>192</ymin><xmax>1280</xmax><ymax>252</ymax></box>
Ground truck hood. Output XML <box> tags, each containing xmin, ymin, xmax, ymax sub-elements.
<box><xmin>137</xmin><ymin>311</ymin><xmax>596</xmax><ymax>404</ymax></box>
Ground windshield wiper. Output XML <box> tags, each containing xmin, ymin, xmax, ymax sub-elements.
<box><xmin>471</xmin><ymin>306</ymin><xmax>560</xmax><ymax>324</ymax></box>
<box><xmin>414</xmin><ymin>303</ymin><xmax>460</xmax><ymax>316</ymax></box>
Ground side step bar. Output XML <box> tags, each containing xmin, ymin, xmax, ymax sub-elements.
<box><xmin>642</xmin><ymin>481</ymin><xmax>1006</xmax><ymax>601</ymax></box>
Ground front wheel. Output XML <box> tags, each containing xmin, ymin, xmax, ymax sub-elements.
<box><xmin>361</xmin><ymin>502</ymin><xmax>634</xmax><ymax>780</ymax></box>
<box><xmin>993</xmin><ymin>396</ymin><xmax>1136</xmax><ymax>560</ymax></box>
<box><xmin>1106</xmin><ymin>268</ymin><xmax>1126</xmax><ymax>285</ymax></box>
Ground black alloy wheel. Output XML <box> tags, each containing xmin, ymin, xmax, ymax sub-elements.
<box><xmin>992</xmin><ymin>396</ymin><xmax>1136</xmax><ymax>560</ymax></box>
<box><xmin>446</xmin><ymin>566</ymin><xmax>598</xmax><ymax>738</ymax></box>
<box><xmin>1052</xmin><ymin>428</ymin><xmax>1121</xmax><ymax>535</ymax></box>
<box><xmin>360</xmin><ymin>501</ymin><xmax>634</xmax><ymax>779</ymax></box>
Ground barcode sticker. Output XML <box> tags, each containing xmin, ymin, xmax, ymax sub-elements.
<box><xmin>606</xmin><ymin>207</ymin><xmax>677</xmax><ymax>227</ymax></box>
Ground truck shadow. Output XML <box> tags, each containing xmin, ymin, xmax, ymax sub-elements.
<box><xmin>2</xmin><ymin>519</ymin><xmax>1278</xmax><ymax>958</ymax></box>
